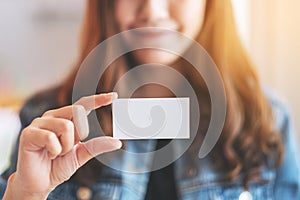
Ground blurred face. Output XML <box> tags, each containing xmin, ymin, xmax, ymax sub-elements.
<box><xmin>114</xmin><ymin>0</ymin><xmax>206</xmax><ymax>65</ymax></box>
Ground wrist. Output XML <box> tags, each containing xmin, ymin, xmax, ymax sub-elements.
<box><xmin>3</xmin><ymin>173</ymin><xmax>49</xmax><ymax>200</ymax></box>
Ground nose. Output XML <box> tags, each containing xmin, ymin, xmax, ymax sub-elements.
<box><xmin>137</xmin><ymin>0</ymin><xmax>169</xmax><ymax>24</ymax></box>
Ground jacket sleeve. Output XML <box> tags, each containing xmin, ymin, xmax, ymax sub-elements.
<box><xmin>0</xmin><ymin>177</ymin><xmax>7</xmax><ymax>199</ymax></box>
<box><xmin>273</xmin><ymin>99</ymin><xmax>300</xmax><ymax>199</ymax></box>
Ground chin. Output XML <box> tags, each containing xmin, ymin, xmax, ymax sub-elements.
<box><xmin>133</xmin><ymin>49</ymin><xmax>179</xmax><ymax>65</ymax></box>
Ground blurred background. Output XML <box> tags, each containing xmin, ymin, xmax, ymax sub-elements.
<box><xmin>0</xmin><ymin>0</ymin><xmax>299</xmax><ymax>171</ymax></box>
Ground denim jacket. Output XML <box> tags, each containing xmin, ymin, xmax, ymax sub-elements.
<box><xmin>1</xmin><ymin>88</ymin><xmax>299</xmax><ymax>200</ymax></box>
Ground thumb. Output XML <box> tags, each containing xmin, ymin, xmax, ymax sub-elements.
<box><xmin>76</xmin><ymin>136</ymin><xmax>122</xmax><ymax>167</ymax></box>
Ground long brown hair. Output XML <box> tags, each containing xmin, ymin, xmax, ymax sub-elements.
<box><xmin>59</xmin><ymin>0</ymin><xmax>283</xmax><ymax>188</ymax></box>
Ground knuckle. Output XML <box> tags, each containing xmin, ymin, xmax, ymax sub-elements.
<box><xmin>72</xmin><ymin>104</ymin><xmax>82</xmax><ymax>111</ymax></box>
<box><xmin>61</xmin><ymin>120</ymin><xmax>74</xmax><ymax>133</ymax></box>
<box><xmin>76</xmin><ymin>97</ymin><xmax>85</xmax><ymax>105</ymax></box>
<box><xmin>43</xmin><ymin>109</ymin><xmax>54</xmax><ymax>117</ymax></box>
<box><xmin>20</xmin><ymin>127</ymin><xmax>31</xmax><ymax>141</ymax></box>
<box><xmin>73</xmin><ymin>104</ymin><xmax>86</xmax><ymax>114</ymax></box>
<box><xmin>77</xmin><ymin>96</ymin><xmax>91</xmax><ymax>106</ymax></box>
<box><xmin>44</xmin><ymin>132</ymin><xmax>56</xmax><ymax>143</ymax></box>
<box><xmin>80</xmin><ymin>96</ymin><xmax>89</xmax><ymax>102</ymax></box>
<box><xmin>31</xmin><ymin>117</ymin><xmax>42</xmax><ymax>125</ymax></box>
<box><xmin>22</xmin><ymin>126</ymin><xmax>30</xmax><ymax>135</ymax></box>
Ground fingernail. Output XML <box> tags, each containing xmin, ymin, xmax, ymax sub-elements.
<box><xmin>112</xmin><ymin>92</ymin><xmax>118</xmax><ymax>100</ymax></box>
<box><xmin>110</xmin><ymin>139</ymin><xmax>122</xmax><ymax>148</ymax></box>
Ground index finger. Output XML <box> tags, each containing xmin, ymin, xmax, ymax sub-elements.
<box><xmin>43</xmin><ymin>92</ymin><xmax>118</xmax><ymax>119</ymax></box>
<box><xmin>43</xmin><ymin>92</ymin><xmax>118</xmax><ymax>141</ymax></box>
<box><xmin>74</xmin><ymin>92</ymin><xmax>118</xmax><ymax>115</ymax></box>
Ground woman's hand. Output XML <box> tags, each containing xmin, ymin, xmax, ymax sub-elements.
<box><xmin>3</xmin><ymin>92</ymin><xmax>121</xmax><ymax>200</ymax></box>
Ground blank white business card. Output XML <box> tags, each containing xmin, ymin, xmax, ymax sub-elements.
<box><xmin>112</xmin><ymin>98</ymin><xmax>189</xmax><ymax>139</ymax></box>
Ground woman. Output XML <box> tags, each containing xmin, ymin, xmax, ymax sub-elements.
<box><xmin>1</xmin><ymin>0</ymin><xmax>299</xmax><ymax>199</ymax></box>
